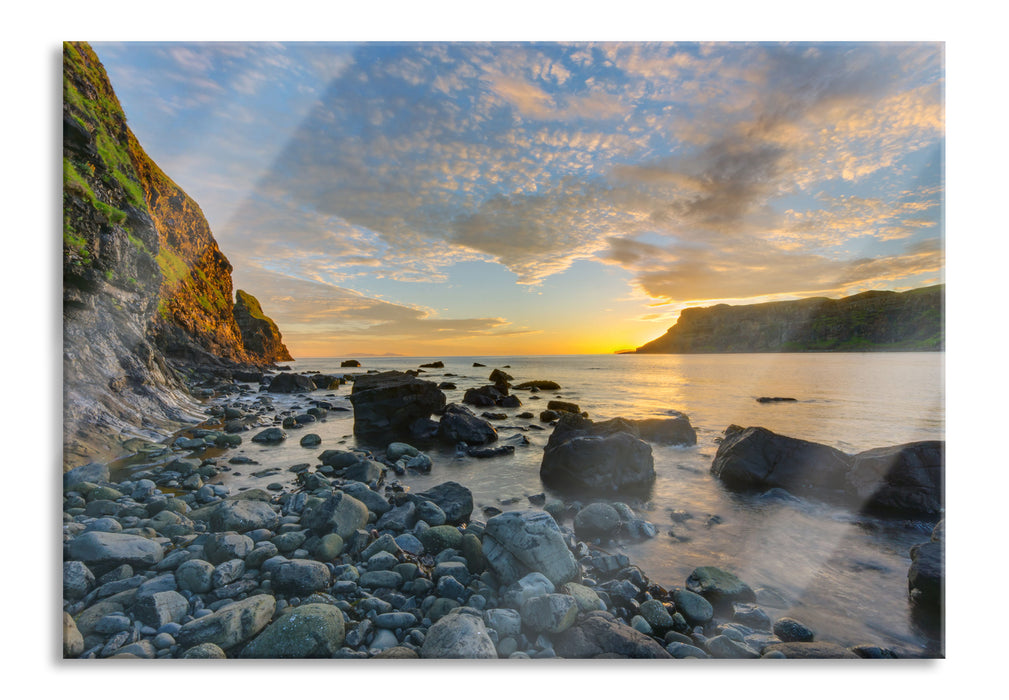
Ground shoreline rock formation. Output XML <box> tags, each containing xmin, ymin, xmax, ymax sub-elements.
<box><xmin>633</xmin><ymin>286</ymin><xmax>943</xmax><ymax>354</ymax></box>
<box><xmin>62</xmin><ymin>42</ymin><xmax>292</xmax><ymax>468</ymax></box>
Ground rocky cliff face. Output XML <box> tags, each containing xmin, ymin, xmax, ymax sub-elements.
<box><xmin>62</xmin><ymin>42</ymin><xmax>291</xmax><ymax>468</ymax></box>
<box><xmin>635</xmin><ymin>286</ymin><xmax>943</xmax><ymax>354</ymax></box>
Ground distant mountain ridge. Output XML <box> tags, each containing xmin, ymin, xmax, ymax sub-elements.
<box><xmin>633</xmin><ymin>285</ymin><xmax>943</xmax><ymax>354</ymax></box>
<box><xmin>62</xmin><ymin>42</ymin><xmax>292</xmax><ymax>467</ymax></box>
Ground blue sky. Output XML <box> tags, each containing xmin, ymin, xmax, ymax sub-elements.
<box><xmin>93</xmin><ymin>41</ymin><xmax>944</xmax><ymax>356</ymax></box>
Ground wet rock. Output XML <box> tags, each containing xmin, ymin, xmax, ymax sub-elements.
<box><xmin>241</xmin><ymin>603</ymin><xmax>345</xmax><ymax>658</ymax></box>
<box><xmin>251</xmin><ymin>427</ymin><xmax>287</xmax><ymax>444</ymax></box>
<box><xmin>301</xmin><ymin>491</ymin><xmax>369</xmax><ymax>538</ymax></box>
<box><xmin>207</xmin><ymin>499</ymin><xmax>279</xmax><ymax>533</ymax></box>
<box><xmin>685</xmin><ymin>566</ymin><xmax>755</xmax><ymax>611</ymax></box>
<box><xmin>772</xmin><ymin>617</ymin><xmax>815</xmax><ymax>643</ymax></box>
<box><xmin>63</xmin><ymin>560</ymin><xmax>95</xmax><ymax>601</ymax></box>
<box><xmin>553</xmin><ymin>611</ymin><xmax>671</xmax><ymax>659</ymax></box>
<box><xmin>177</xmin><ymin>594</ymin><xmax>276</xmax><ymax>652</ymax></box>
<box><xmin>521</xmin><ymin>594</ymin><xmax>579</xmax><ymax>634</ymax></box>
<box><xmin>482</xmin><ymin>510</ymin><xmax>579</xmax><ymax>587</ymax></box>
<box><xmin>847</xmin><ymin>441</ymin><xmax>944</xmax><ymax>516</ymax></box>
<box><xmin>267</xmin><ymin>373</ymin><xmax>315</xmax><ymax>393</ymax></box>
<box><xmin>416</xmin><ymin>481</ymin><xmax>473</xmax><ymax>525</ymax></box>
<box><xmin>540</xmin><ymin>414</ymin><xmax>654</xmax><ymax>494</ymax></box>
<box><xmin>271</xmin><ymin>560</ymin><xmax>331</xmax><ymax>595</ymax></box>
<box><xmin>66</xmin><ymin>531</ymin><xmax>163</xmax><ymax>570</ymax></box>
<box><xmin>711</xmin><ymin>425</ymin><xmax>851</xmax><ymax>497</ymax></box>
<box><xmin>573</xmin><ymin>502</ymin><xmax>622</xmax><ymax>539</ymax></box>
<box><xmin>627</xmin><ymin>414</ymin><xmax>697</xmax><ymax>445</ymax></box>
<box><xmin>420</xmin><ymin>608</ymin><xmax>497</xmax><ymax>659</ymax></box>
<box><xmin>349</xmin><ymin>371</ymin><xmax>446</xmax><ymax>439</ymax></box>
<box><xmin>907</xmin><ymin>541</ymin><xmax>943</xmax><ymax>612</ymax></box>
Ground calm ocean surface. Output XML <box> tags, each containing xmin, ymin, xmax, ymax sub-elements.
<box><xmin>193</xmin><ymin>353</ymin><xmax>946</xmax><ymax>655</ymax></box>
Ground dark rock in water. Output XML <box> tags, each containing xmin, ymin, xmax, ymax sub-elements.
<box><xmin>846</xmin><ymin>441</ymin><xmax>944</xmax><ymax>517</ymax></box>
<box><xmin>540</xmin><ymin>414</ymin><xmax>655</xmax><ymax>494</ymax></box>
<box><xmin>252</xmin><ymin>428</ymin><xmax>287</xmax><ymax>444</ymax></box>
<box><xmin>300</xmin><ymin>433</ymin><xmax>322</xmax><ymax>447</ymax></box>
<box><xmin>466</xmin><ymin>445</ymin><xmax>515</xmax><ymax>459</ymax></box>
<box><xmin>318</xmin><ymin>449</ymin><xmax>364</xmax><ymax>468</ymax></box>
<box><xmin>711</xmin><ymin>425</ymin><xmax>851</xmax><ymax>497</ymax></box>
<box><xmin>311</xmin><ymin>374</ymin><xmax>343</xmax><ymax>390</ymax></box>
<box><xmin>714</xmin><ymin>426</ymin><xmax>944</xmax><ymax>518</ymax></box>
<box><xmin>756</xmin><ymin>396</ymin><xmax>798</xmax><ymax>403</ymax></box>
<box><xmin>553</xmin><ymin>611</ymin><xmax>671</xmax><ymax>658</ymax></box>
<box><xmin>341</xmin><ymin>360</ymin><xmax>361</xmax><ymax>367</ymax></box>
<box><xmin>772</xmin><ymin>617</ymin><xmax>815</xmax><ymax>642</ymax></box>
<box><xmin>437</xmin><ymin>403</ymin><xmax>498</xmax><ymax>445</ymax></box>
<box><xmin>416</xmin><ymin>481</ymin><xmax>474</xmax><ymax>525</ymax></box>
<box><xmin>685</xmin><ymin>566</ymin><xmax>755</xmax><ymax>610</ymax></box>
<box><xmin>514</xmin><ymin>380</ymin><xmax>561</xmax><ymax>391</ymax></box>
<box><xmin>573</xmin><ymin>503</ymin><xmax>621</xmax><ymax>539</ymax></box>
<box><xmin>473</xmin><ymin>362</ymin><xmax>486</xmax><ymax>367</ymax></box>
<box><xmin>671</xmin><ymin>588</ymin><xmax>713</xmax><ymax>626</ymax></box>
<box><xmin>420</xmin><ymin>361</ymin><xmax>444</xmax><ymax>368</ymax></box>
<box><xmin>761</xmin><ymin>641</ymin><xmax>858</xmax><ymax>658</ymax></box>
<box><xmin>628</xmin><ymin>414</ymin><xmax>697</xmax><ymax>445</ymax></box>
<box><xmin>349</xmin><ymin>371</ymin><xmax>446</xmax><ymax>438</ymax></box>
<box><xmin>498</xmin><ymin>395</ymin><xmax>522</xmax><ymax>408</ymax></box>
<box><xmin>907</xmin><ymin>540</ymin><xmax>943</xmax><ymax>612</ymax></box>
<box><xmin>547</xmin><ymin>400</ymin><xmax>581</xmax><ymax>414</ymax></box>
<box><xmin>267</xmin><ymin>373</ymin><xmax>316</xmax><ymax>394</ymax></box>
<box><xmin>539</xmin><ymin>409</ymin><xmax>560</xmax><ymax>422</ymax></box>
<box><xmin>438</xmin><ymin>382</ymin><xmax>457</xmax><ymax>390</ymax></box>
<box><xmin>462</xmin><ymin>385</ymin><xmax>504</xmax><ymax>407</ymax></box>
<box><xmin>482</xmin><ymin>412</ymin><xmax>508</xmax><ymax>420</ymax></box>
<box><xmin>489</xmin><ymin>368</ymin><xmax>513</xmax><ymax>382</ymax></box>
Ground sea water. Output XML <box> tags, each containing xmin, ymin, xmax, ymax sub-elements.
<box><xmin>181</xmin><ymin>352</ymin><xmax>947</xmax><ymax>655</ymax></box>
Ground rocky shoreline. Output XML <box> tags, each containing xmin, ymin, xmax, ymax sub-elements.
<box><xmin>63</xmin><ymin>363</ymin><xmax>944</xmax><ymax>660</ymax></box>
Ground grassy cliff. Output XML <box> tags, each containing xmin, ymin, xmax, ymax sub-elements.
<box><xmin>634</xmin><ymin>286</ymin><xmax>944</xmax><ymax>354</ymax></box>
<box><xmin>62</xmin><ymin>41</ymin><xmax>292</xmax><ymax>467</ymax></box>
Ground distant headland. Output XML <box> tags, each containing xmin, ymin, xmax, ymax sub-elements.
<box><xmin>630</xmin><ymin>285</ymin><xmax>943</xmax><ymax>354</ymax></box>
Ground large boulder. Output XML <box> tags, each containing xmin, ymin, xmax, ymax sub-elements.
<box><xmin>540</xmin><ymin>414</ymin><xmax>655</xmax><ymax>494</ymax></box>
<box><xmin>349</xmin><ymin>371</ymin><xmax>446</xmax><ymax>438</ymax></box>
<box><xmin>437</xmin><ymin>403</ymin><xmax>498</xmax><ymax>445</ymax></box>
<box><xmin>420</xmin><ymin>607</ymin><xmax>497</xmax><ymax>659</ymax></box>
<box><xmin>553</xmin><ymin>611</ymin><xmax>671</xmax><ymax>658</ymax></box>
<box><xmin>846</xmin><ymin>441</ymin><xmax>944</xmax><ymax>516</ymax></box>
<box><xmin>416</xmin><ymin>481</ymin><xmax>473</xmax><ymax>525</ymax></box>
<box><xmin>267</xmin><ymin>372</ymin><xmax>316</xmax><ymax>393</ymax></box>
<box><xmin>481</xmin><ymin>510</ymin><xmax>580</xmax><ymax>587</ymax></box>
<box><xmin>240</xmin><ymin>603</ymin><xmax>345</xmax><ymax>658</ymax></box>
<box><xmin>713</xmin><ymin>426</ymin><xmax>945</xmax><ymax>517</ymax></box>
<box><xmin>710</xmin><ymin>425</ymin><xmax>852</xmax><ymax>497</ymax></box>
<box><xmin>628</xmin><ymin>414</ymin><xmax>697</xmax><ymax>445</ymax></box>
<box><xmin>176</xmin><ymin>594</ymin><xmax>276</xmax><ymax>652</ymax></box>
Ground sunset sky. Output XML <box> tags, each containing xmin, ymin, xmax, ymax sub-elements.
<box><xmin>92</xmin><ymin>41</ymin><xmax>944</xmax><ymax>357</ymax></box>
